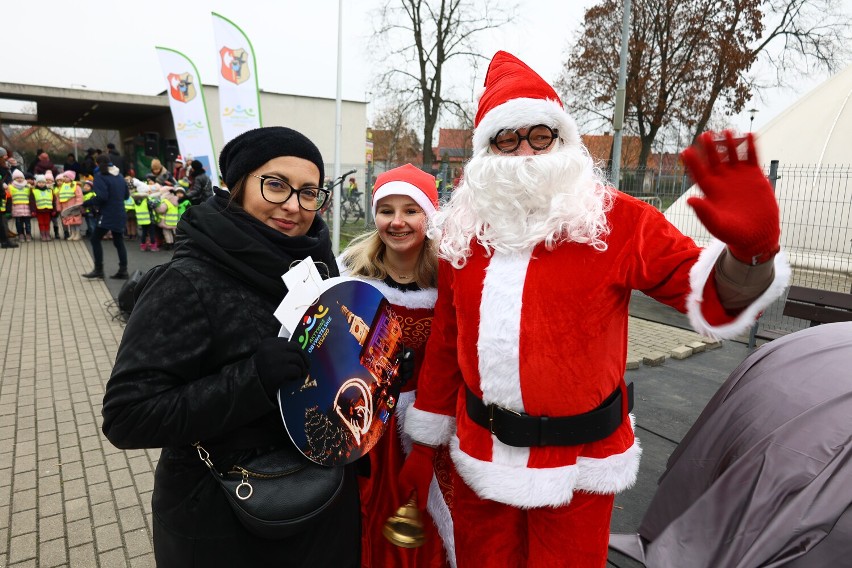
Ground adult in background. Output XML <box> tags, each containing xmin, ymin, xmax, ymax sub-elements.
<box><xmin>149</xmin><ymin>158</ymin><xmax>175</xmax><ymax>186</ymax></box>
<box><xmin>80</xmin><ymin>148</ymin><xmax>97</xmax><ymax>178</ymax></box>
<box><xmin>82</xmin><ymin>155</ymin><xmax>129</xmax><ymax>280</ymax></box>
<box><xmin>101</xmin><ymin>126</ymin><xmax>360</xmax><ymax>567</ymax></box>
<box><xmin>0</xmin><ymin>147</ymin><xmax>19</xmax><ymax>248</ymax></box>
<box><xmin>106</xmin><ymin>142</ymin><xmax>127</xmax><ymax>175</ymax></box>
<box><xmin>186</xmin><ymin>159</ymin><xmax>213</xmax><ymax>205</ymax></box>
<box><xmin>339</xmin><ymin>164</ymin><xmax>455</xmax><ymax>567</ymax></box>
<box><xmin>27</xmin><ymin>148</ymin><xmax>43</xmax><ymax>174</ymax></box>
<box><xmin>399</xmin><ymin>51</ymin><xmax>789</xmax><ymax>567</ymax></box>
<box><xmin>0</xmin><ymin>147</ymin><xmax>11</xmax><ymax>184</ymax></box>
<box><xmin>33</xmin><ymin>151</ymin><xmax>58</xmax><ymax>178</ymax></box>
<box><xmin>63</xmin><ymin>153</ymin><xmax>81</xmax><ymax>177</ymax></box>
<box><xmin>172</xmin><ymin>155</ymin><xmax>187</xmax><ymax>182</ymax></box>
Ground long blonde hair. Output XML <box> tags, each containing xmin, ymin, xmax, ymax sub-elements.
<box><xmin>341</xmin><ymin>230</ymin><xmax>438</xmax><ymax>289</ymax></box>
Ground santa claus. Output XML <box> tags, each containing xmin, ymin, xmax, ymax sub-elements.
<box><xmin>399</xmin><ymin>50</ymin><xmax>790</xmax><ymax>567</ymax></box>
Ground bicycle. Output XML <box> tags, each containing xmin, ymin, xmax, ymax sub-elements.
<box><xmin>321</xmin><ymin>168</ymin><xmax>358</xmax><ymax>224</ymax></box>
<box><xmin>340</xmin><ymin>190</ymin><xmax>365</xmax><ymax>224</ymax></box>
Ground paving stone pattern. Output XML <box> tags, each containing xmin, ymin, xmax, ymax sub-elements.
<box><xmin>0</xmin><ymin>235</ymin><xmax>720</xmax><ymax>566</ymax></box>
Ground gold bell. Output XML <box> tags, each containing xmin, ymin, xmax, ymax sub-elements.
<box><xmin>382</xmin><ymin>496</ymin><xmax>426</xmax><ymax>548</ymax></box>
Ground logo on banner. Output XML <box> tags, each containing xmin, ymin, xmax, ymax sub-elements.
<box><xmin>168</xmin><ymin>73</ymin><xmax>197</xmax><ymax>103</ymax></box>
<box><xmin>220</xmin><ymin>47</ymin><xmax>250</xmax><ymax>85</ymax></box>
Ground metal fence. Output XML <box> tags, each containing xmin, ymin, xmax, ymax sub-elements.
<box><xmin>612</xmin><ymin>162</ymin><xmax>852</xmax><ymax>341</ymax></box>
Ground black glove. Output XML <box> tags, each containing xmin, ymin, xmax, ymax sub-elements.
<box><xmin>398</xmin><ymin>346</ymin><xmax>415</xmax><ymax>387</ymax></box>
<box><xmin>254</xmin><ymin>337</ymin><xmax>310</xmax><ymax>399</ymax></box>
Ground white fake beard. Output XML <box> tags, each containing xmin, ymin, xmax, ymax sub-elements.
<box><xmin>431</xmin><ymin>142</ymin><xmax>614</xmax><ymax>267</ymax></box>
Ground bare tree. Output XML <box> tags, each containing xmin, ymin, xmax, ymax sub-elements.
<box><xmin>371</xmin><ymin>0</ymin><xmax>515</xmax><ymax>171</ymax></box>
<box><xmin>557</xmin><ymin>0</ymin><xmax>851</xmax><ymax>173</ymax></box>
<box><xmin>370</xmin><ymin>98</ymin><xmax>423</xmax><ymax>170</ymax></box>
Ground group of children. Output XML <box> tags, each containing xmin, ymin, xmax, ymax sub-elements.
<box><xmin>123</xmin><ymin>173</ymin><xmax>193</xmax><ymax>252</ymax></box>
<box><xmin>2</xmin><ymin>159</ymin><xmax>195</xmax><ymax>250</ymax></box>
<box><xmin>3</xmin><ymin>169</ymin><xmax>97</xmax><ymax>242</ymax></box>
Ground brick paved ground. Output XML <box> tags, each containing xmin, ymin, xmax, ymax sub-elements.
<box><xmin>0</xmin><ymin>234</ymin><xmax>156</xmax><ymax>568</ymax></box>
<box><xmin>0</xmin><ymin>232</ymin><xmax>721</xmax><ymax>567</ymax></box>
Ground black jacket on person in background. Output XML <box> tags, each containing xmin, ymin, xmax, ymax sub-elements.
<box><xmin>101</xmin><ymin>190</ymin><xmax>359</xmax><ymax>567</ymax></box>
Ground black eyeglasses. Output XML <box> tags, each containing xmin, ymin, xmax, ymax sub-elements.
<box><xmin>490</xmin><ymin>124</ymin><xmax>559</xmax><ymax>153</ymax></box>
<box><xmin>250</xmin><ymin>174</ymin><xmax>329</xmax><ymax>211</ymax></box>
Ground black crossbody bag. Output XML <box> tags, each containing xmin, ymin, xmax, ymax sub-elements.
<box><xmin>194</xmin><ymin>442</ymin><xmax>345</xmax><ymax>539</ymax></box>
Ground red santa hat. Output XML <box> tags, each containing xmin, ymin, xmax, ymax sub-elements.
<box><xmin>472</xmin><ymin>50</ymin><xmax>580</xmax><ymax>154</ymax></box>
<box><xmin>371</xmin><ymin>163</ymin><xmax>439</xmax><ymax>219</ymax></box>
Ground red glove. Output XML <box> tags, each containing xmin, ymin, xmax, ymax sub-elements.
<box><xmin>399</xmin><ymin>443</ymin><xmax>435</xmax><ymax>512</ymax></box>
<box><xmin>682</xmin><ymin>131</ymin><xmax>781</xmax><ymax>265</ymax></box>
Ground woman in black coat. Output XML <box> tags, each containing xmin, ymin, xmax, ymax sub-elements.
<box><xmin>102</xmin><ymin>127</ymin><xmax>360</xmax><ymax>567</ymax></box>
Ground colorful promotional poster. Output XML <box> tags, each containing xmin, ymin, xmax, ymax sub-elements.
<box><xmin>278</xmin><ymin>279</ymin><xmax>405</xmax><ymax>466</ymax></box>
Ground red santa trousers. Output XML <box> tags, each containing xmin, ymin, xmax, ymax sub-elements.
<box><xmin>451</xmin><ymin>470</ymin><xmax>614</xmax><ymax>568</ymax></box>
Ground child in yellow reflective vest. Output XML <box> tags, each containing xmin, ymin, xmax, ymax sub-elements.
<box><xmin>124</xmin><ymin>177</ymin><xmax>138</xmax><ymax>241</ymax></box>
<box><xmin>0</xmin><ymin>176</ymin><xmax>16</xmax><ymax>248</ymax></box>
<box><xmin>55</xmin><ymin>171</ymin><xmax>84</xmax><ymax>241</ymax></box>
<box><xmin>155</xmin><ymin>189</ymin><xmax>180</xmax><ymax>250</ymax></box>
<box><xmin>8</xmin><ymin>170</ymin><xmax>33</xmax><ymax>242</ymax></box>
<box><xmin>132</xmin><ymin>191</ymin><xmax>158</xmax><ymax>252</ymax></box>
<box><xmin>81</xmin><ymin>180</ymin><xmax>98</xmax><ymax>237</ymax></box>
<box><xmin>44</xmin><ymin>170</ymin><xmax>65</xmax><ymax>239</ymax></box>
<box><xmin>32</xmin><ymin>175</ymin><xmax>56</xmax><ymax>241</ymax></box>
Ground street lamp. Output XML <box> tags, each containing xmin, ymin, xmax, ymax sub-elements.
<box><xmin>748</xmin><ymin>108</ymin><xmax>758</xmax><ymax>132</ymax></box>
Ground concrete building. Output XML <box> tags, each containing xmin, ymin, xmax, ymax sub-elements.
<box><xmin>0</xmin><ymin>82</ymin><xmax>367</xmax><ymax>187</ymax></box>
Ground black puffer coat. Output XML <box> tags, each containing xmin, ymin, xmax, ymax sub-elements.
<box><xmin>102</xmin><ymin>191</ymin><xmax>359</xmax><ymax>567</ymax></box>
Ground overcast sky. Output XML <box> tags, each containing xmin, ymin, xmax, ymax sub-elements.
<box><xmin>2</xmin><ymin>0</ymin><xmax>850</xmax><ymax>138</ymax></box>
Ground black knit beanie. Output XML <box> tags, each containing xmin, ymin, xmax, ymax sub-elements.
<box><xmin>218</xmin><ymin>126</ymin><xmax>325</xmax><ymax>189</ymax></box>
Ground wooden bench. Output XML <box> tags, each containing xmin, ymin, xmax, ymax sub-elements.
<box><xmin>782</xmin><ymin>285</ymin><xmax>852</xmax><ymax>327</ymax></box>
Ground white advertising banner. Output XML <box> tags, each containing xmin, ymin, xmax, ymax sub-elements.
<box><xmin>212</xmin><ymin>12</ymin><xmax>262</xmax><ymax>145</ymax></box>
<box><xmin>155</xmin><ymin>46</ymin><xmax>220</xmax><ymax>184</ymax></box>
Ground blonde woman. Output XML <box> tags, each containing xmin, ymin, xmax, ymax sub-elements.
<box><xmin>339</xmin><ymin>164</ymin><xmax>455</xmax><ymax>567</ymax></box>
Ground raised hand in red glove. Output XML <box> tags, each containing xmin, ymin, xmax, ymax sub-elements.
<box><xmin>681</xmin><ymin>130</ymin><xmax>781</xmax><ymax>265</ymax></box>
<box><xmin>398</xmin><ymin>443</ymin><xmax>435</xmax><ymax>512</ymax></box>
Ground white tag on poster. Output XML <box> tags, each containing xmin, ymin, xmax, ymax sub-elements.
<box><xmin>273</xmin><ymin>257</ymin><xmax>325</xmax><ymax>336</ymax></box>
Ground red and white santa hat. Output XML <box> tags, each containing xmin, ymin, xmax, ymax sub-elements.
<box><xmin>472</xmin><ymin>50</ymin><xmax>580</xmax><ymax>154</ymax></box>
<box><xmin>371</xmin><ymin>163</ymin><xmax>439</xmax><ymax>219</ymax></box>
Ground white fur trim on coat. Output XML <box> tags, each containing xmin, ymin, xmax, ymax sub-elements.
<box><xmin>362</xmin><ymin>277</ymin><xmax>438</xmax><ymax>310</ymax></box>
<box><xmin>686</xmin><ymin>239</ymin><xmax>791</xmax><ymax>340</ymax></box>
<box><xmin>336</xmin><ymin>260</ymin><xmax>439</xmax><ymax>309</ymax></box>
<box><xmin>478</xmin><ymin>250</ymin><xmax>530</xmax><ymax>411</ymax></box>
<box><xmin>576</xmin><ymin>414</ymin><xmax>642</xmax><ymax>494</ymax></box>
<box><xmin>404</xmin><ymin>405</ymin><xmax>455</xmax><ymax>447</ymax></box>
<box><xmin>473</xmin><ymin>97</ymin><xmax>580</xmax><ymax>153</ymax></box>
<box><xmin>450</xmin><ymin>434</ymin><xmax>642</xmax><ymax>508</ymax></box>
<box><xmin>395</xmin><ymin>391</ymin><xmax>457</xmax><ymax>567</ymax></box>
<box><xmin>394</xmin><ymin>390</ymin><xmax>417</xmax><ymax>456</ymax></box>
<box><xmin>428</xmin><ymin>475</ymin><xmax>457</xmax><ymax>568</ymax></box>
<box><xmin>372</xmin><ymin>180</ymin><xmax>437</xmax><ymax>219</ymax></box>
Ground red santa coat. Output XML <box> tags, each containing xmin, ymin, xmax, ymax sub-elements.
<box><xmin>405</xmin><ymin>192</ymin><xmax>790</xmax><ymax>508</ymax></box>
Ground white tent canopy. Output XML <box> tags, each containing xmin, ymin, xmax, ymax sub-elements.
<box><xmin>664</xmin><ymin>65</ymin><xmax>852</xmax><ymax>277</ymax></box>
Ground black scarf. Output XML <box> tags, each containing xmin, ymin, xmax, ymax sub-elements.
<box><xmin>175</xmin><ymin>189</ymin><xmax>338</xmax><ymax>299</ymax></box>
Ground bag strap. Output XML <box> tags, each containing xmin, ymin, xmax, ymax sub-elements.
<box><xmin>194</xmin><ymin>442</ymin><xmax>255</xmax><ymax>500</ymax></box>
<box><xmin>193</xmin><ymin>442</ymin><xmax>220</xmax><ymax>475</ymax></box>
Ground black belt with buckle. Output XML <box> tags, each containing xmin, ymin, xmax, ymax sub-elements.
<box><xmin>465</xmin><ymin>383</ymin><xmax>634</xmax><ymax>447</ymax></box>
